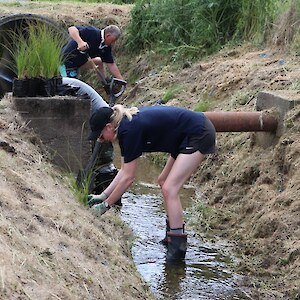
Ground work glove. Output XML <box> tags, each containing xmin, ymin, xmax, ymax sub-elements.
<box><xmin>87</xmin><ymin>192</ymin><xmax>107</xmax><ymax>208</ymax></box>
<box><xmin>91</xmin><ymin>201</ymin><xmax>110</xmax><ymax>216</ymax></box>
<box><xmin>77</xmin><ymin>42</ymin><xmax>89</xmax><ymax>53</ymax></box>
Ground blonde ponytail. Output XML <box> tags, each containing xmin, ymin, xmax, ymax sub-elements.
<box><xmin>111</xmin><ymin>104</ymin><xmax>139</xmax><ymax>131</ymax></box>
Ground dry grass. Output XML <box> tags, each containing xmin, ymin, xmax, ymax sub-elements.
<box><xmin>0</xmin><ymin>95</ymin><xmax>154</xmax><ymax>299</ymax></box>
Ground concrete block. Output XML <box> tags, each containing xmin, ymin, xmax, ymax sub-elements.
<box><xmin>12</xmin><ymin>96</ymin><xmax>91</xmax><ymax>173</ymax></box>
<box><xmin>257</xmin><ymin>90</ymin><xmax>300</xmax><ymax>117</ymax></box>
<box><xmin>255</xmin><ymin>90</ymin><xmax>300</xmax><ymax>146</ymax></box>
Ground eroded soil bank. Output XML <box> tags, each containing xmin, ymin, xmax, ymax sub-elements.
<box><xmin>0</xmin><ymin>94</ymin><xmax>155</xmax><ymax>299</ymax></box>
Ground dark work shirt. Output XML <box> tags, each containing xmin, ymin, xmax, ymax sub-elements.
<box><xmin>61</xmin><ymin>26</ymin><xmax>114</xmax><ymax>70</ymax></box>
<box><xmin>117</xmin><ymin>106</ymin><xmax>207</xmax><ymax>163</ymax></box>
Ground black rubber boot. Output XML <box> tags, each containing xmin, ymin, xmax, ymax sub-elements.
<box><xmin>160</xmin><ymin>218</ymin><xmax>170</xmax><ymax>246</ymax></box>
<box><xmin>166</xmin><ymin>233</ymin><xmax>188</xmax><ymax>262</ymax></box>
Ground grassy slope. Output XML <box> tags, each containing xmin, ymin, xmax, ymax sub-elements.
<box><xmin>0</xmin><ymin>95</ymin><xmax>155</xmax><ymax>299</ymax></box>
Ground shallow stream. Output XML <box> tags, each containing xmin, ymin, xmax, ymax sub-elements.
<box><xmin>116</xmin><ymin>155</ymin><xmax>251</xmax><ymax>300</ymax></box>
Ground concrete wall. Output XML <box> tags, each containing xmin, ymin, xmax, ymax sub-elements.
<box><xmin>255</xmin><ymin>90</ymin><xmax>300</xmax><ymax>148</ymax></box>
<box><xmin>12</xmin><ymin>96</ymin><xmax>91</xmax><ymax>173</ymax></box>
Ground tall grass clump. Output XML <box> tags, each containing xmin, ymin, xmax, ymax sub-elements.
<box><xmin>194</xmin><ymin>100</ymin><xmax>210</xmax><ymax>112</ymax></box>
<box><xmin>274</xmin><ymin>0</ymin><xmax>300</xmax><ymax>52</ymax></box>
<box><xmin>234</xmin><ymin>0</ymin><xmax>279</xmax><ymax>43</ymax></box>
<box><xmin>13</xmin><ymin>23</ymin><xmax>66</xmax><ymax>78</ymax></box>
<box><xmin>67</xmin><ymin>173</ymin><xmax>90</xmax><ymax>206</ymax></box>
<box><xmin>125</xmin><ymin>0</ymin><xmax>280</xmax><ymax>62</ymax></box>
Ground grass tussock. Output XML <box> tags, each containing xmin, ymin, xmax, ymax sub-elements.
<box><xmin>12</xmin><ymin>23</ymin><xmax>66</xmax><ymax>78</ymax></box>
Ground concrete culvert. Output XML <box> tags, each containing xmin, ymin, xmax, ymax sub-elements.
<box><xmin>0</xmin><ymin>13</ymin><xmax>68</xmax><ymax>98</ymax></box>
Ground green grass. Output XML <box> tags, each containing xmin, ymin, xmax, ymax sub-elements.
<box><xmin>146</xmin><ymin>152</ymin><xmax>168</xmax><ymax>168</ymax></box>
<box><xmin>194</xmin><ymin>100</ymin><xmax>210</xmax><ymax>112</ymax></box>
<box><xmin>124</xmin><ymin>0</ymin><xmax>281</xmax><ymax>62</ymax></box>
<box><xmin>187</xmin><ymin>198</ymin><xmax>216</xmax><ymax>232</ymax></box>
<box><xmin>162</xmin><ymin>84</ymin><xmax>183</xmax><ymax>102</ymax></box>
<box><xmin>12</xmin><ymin>23</ymin><xmax>66</xmax><ymax>78</ymax></box>
<box><xmin>67</xmin><ymin>173</ymin><xmax>90</xmax><ymax>206</ymax></box>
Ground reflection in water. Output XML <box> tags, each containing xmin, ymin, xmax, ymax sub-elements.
<box><xmin>163</xmin><ymin>261</ymin><xmax>187</xmax><ymax>298</ymax></box>
<box><xmin>120</xmin><ymin>191</ymin><xmax>249</xmax><ymax>300</ymax></box>
<box><xmin>117</xmin><ymin>155</ymin><xmax>250</xmax><ymax>299</ymax></box>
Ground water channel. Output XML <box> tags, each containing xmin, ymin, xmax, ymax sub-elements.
<box><xmin>114</xmin><ymin>153</ymin><xmax>252</xmax><ymax>300</ymax></box>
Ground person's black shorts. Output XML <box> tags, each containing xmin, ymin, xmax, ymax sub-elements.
<box><xmin>179</xmin><ymin>117</ymin><xmax>216</xmax><ymax>155</ymax></box>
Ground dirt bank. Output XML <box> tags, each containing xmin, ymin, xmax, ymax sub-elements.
<box><xmin>128</xmin><ymin>45</ymin><xmax>300</xmax><ymax>298</ymax></box>
<box><xmin>128</xmin><ymin>46</ymin><xmax>300</xmax><ymax>299</ymax></box>
<box><xmin>0</xmin><ymin>94</ymin><xmax>154</xmax><ymax>299</ymax></box>
<box><xmin>0</xmin><ymin>1</ymin><xmax>131</xmax><ymax>29</ymax></box>
<box><xmin>0</xmin><ymin>3</ymin><xmax>153</xmax><ymax>299</ymax></box>
<box><xmin>193</xmin><ymin>106</ymin><xmax>300</xmax><ymax>299</ymax></box>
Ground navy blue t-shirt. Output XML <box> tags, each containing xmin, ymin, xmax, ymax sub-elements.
<box><xmin>61</xmin><ymin>26</ymin><xmax>114</xmax><ymax>70</ymax></box>
<box><xmin>117</xmin><ymin>106</ymin><xmax>207</xmax><ymax>163</ymax></box>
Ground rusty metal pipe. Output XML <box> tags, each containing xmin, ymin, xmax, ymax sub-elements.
<box><xmin>204</xmin><ymin>111</ymin><xmax>278</xmax><ymax>132</ymax></box>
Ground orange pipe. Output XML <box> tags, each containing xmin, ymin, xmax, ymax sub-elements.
<box><xmin>204</xmin><ymin>111</ymin><xmax>278</xmax><ymax>132</ymax></box>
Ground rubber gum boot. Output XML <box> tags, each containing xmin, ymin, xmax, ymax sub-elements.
<box><xmin>166</xmin><ymin>232</ymin><xmax>188</xmax><ymax>262</ymax></box>
<box><xmin>161</xmin><ymin>222</ymin><xmax>185</xmax><ymax>247</ymax></box>
<box><xmin>160</xmin><ymin>218</ymin><xmax>170</xmax><ymax>246</ymax></box>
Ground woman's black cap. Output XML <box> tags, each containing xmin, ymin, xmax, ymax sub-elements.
<box><xmin>88</xmin><ymin>107</ymin><xmax>113</xmax><ymax>140</ymax></box>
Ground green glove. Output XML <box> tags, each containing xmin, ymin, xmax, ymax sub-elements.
<box><xmin>87</xmin><ymin>192</ymin><xmax>107</xmax><ymax>207</ymax></box>
<box><xmin>91</xmin><ymin>201</ymin><xmax>110</xmax><ymax>216</ymax></box>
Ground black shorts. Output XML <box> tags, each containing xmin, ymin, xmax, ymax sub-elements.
<box><xmin>179</xmin><ymin>117</ymin><xmax>216</xmax><ymax>155</ymax></box>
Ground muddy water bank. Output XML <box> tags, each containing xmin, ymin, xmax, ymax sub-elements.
<box><xmin>115</xmin><ymin>154</ymin><xmax>251</xmax><ymax>299</ymax></box>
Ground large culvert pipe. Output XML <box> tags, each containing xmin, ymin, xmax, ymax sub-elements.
<box><xmin>0</xmin><ymin>13</ymin><xmax>67</xmax><ymax>98</ymax></box>
<box><xmin>204</xmin><ymin>111</ymin><xmax>278</xmax><ymax>132</ymax></box>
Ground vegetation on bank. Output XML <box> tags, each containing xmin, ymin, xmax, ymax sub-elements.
<box><xmin>32</xmin><ymin>0</ymin><xmax>135</xmax><ymax>3</ymax></box>
<box><xmin>29</xmin><ymin>0</ymin><xmax>300</xmax><ymax>65</ymax></box>
<box><xmin>124</xmin><ymin>0</ymin><xmax>300</xmax><ymax>64</ymax></box>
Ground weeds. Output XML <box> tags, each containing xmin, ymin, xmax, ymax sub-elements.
<box><xmin>194</xmin><ymin>100</ymin><xmax>210</xmax><ymax>112</ymax></box>
<box><xmin>230</xmin><ymin>90</ymin><xmax>257</xmax><ymax>107</ymax></box>
<box><xmin>146</xmin><ymin>152</ymin><xmax>168</xmax><ymax>168</ymax></box>
<box><xmin>162</xmin><ymin>84</ymin><xmax>183</xmax><ymax>102</ymax></box>
<box><xmin>67</xmin><ymin>173</ymin><xmax>89</xmax><ymax>206</ymax></box>
<box><xmin>187</xmin><ymin>196</ymin><xmax>215</xmax><ymax>232</ymax></box>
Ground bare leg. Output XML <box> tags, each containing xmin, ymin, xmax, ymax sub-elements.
<box><xmin>158</xmin><ymin>155</ymin><xmax>175</xmax><ymax>212</ymax></box>
<box><xmin>161</xmin><ymin>151</ymin><xmax>205</xmax><ymax>229</ymax></box>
